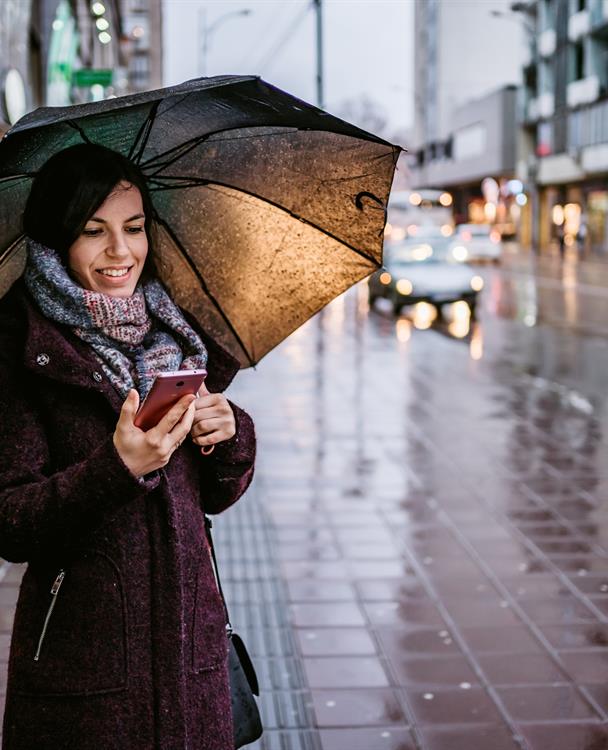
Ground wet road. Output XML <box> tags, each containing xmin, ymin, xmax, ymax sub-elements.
<box><xmin>1</xmin><ymin>245</ymin><xmax>608</xmax><ymax>749</ymax></box>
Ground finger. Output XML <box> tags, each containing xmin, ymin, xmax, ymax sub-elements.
<box><xmin>119</xmin><ymin>389</ymin><xmax>140</xmax><ymax>427</ymax></box>
<box><xmin>192</xmin><ymin>429</ymin><xmax>223</xmax><ymax>446</ymax></box>
<box><xmin>168</xmin><ymin>399</ymin><xmax>197</xmax><ymax>441</ymax></box>
<box><xmin>197</xmin><ymin>380</ymin><xmax>210</xmax><ymax>396</ymax></box>
<box><xmin>151</xmin><ymin>394</ymin><xmax>196</xmax><ymax>435</ymax></box>
<box><xmin>191</xmin><ymin>417</ymin><xmax>227</xmax><ymax>438</ymax></box>
<box><xmin>192</xmin><ymin>405</ymin><xmax>229</xmax><ymax>423</ymax></box>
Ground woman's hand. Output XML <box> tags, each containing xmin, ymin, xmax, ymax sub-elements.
<box><xmin>190</xmin><ymin>383</ymin><xmax>236</xmax><ymax>454</ymax></box>
<box><xmin>113</xmin><ymin>389</ymin><xmax>196</xmax><ymax>478</ymax></box>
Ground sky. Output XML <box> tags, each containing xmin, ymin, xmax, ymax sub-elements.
<box><xmin>162</xmin><ymin>0</ymin><xmax>414</xmax><ymax>139</ymax></box>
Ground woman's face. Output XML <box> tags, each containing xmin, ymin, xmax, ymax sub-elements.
<box><xmin>67</xmin><ymin>181</ymin><xmax>148</xmax><ymax>298</ymax></box>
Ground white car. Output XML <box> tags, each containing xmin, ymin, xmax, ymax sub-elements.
<box><xmin>369</xmin><ymin>237</ymin><xmax>484</xmax><ymax>316</ymax></box>
<box><xmin>450</xmin><ymin>224</ymin><xmax>501</xmax><ymax>263</ymax></box>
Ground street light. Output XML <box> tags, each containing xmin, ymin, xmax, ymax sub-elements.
<box><xmin>199</xmin><ymin>8</ymin><xmax>251</xmax><ymax>77</ymax></box>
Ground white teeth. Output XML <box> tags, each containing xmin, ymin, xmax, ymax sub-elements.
<box><xmin>98</xmin><ymin>268</ymin><xmax>130</xmax><ymax>277</ymax></box>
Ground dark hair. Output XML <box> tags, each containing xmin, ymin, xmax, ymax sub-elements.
<box><xmin>23</xmin><ymin>143</ymin><xmax>157</xmax><ymax>278</ymax></box>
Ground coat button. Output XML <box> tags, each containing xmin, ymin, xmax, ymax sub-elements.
<box><xmin>36</xmin><ymin>353</ymin><xmax>50</xmax><ymax>366</ymax></box>
<box><xmin>92</xmin><ymin>371</ymin><xmax>103</xmax><ymax>383</ymax></box>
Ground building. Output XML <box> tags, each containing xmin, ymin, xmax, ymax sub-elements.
<box><xmin>0</xmin><ymin>0</ymin><xmax>163</xmax><ymax>131</ymax></box>
<box><xmin>520</xmin><ymin>0</ymin><xmax>608</xmax><ymax>255</ymax></box>
<box><xmin>410</xmin><ymin>0</ymin><xmax>527</xmax><ymax>230</ymax></box>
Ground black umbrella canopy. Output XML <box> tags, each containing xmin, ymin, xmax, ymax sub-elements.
<box><xmin>0</xmin><ymin>75</ymin><xmax>401</xmax><ymax>367</ymax></box>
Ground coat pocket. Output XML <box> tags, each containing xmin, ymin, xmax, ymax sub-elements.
<box><xmin>191</xmin><ymin>546</ymin><xmax>229</xmax><ymax>673</ymax></box>
<box><xmin>11</xmin><ymin>550</ymin><xmax>128</xmax><ymax>696</ymax></box>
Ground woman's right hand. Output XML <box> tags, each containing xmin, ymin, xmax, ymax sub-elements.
<box><xmin>113</xmin><ymin>389</ymin><xmax>196</xmax><ymax>478</ymax></box>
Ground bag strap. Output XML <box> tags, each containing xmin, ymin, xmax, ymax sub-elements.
<box><xmin>204</xmin><ymin>515</ymin><xmax>233</xmax><ymax>635</ymax></box>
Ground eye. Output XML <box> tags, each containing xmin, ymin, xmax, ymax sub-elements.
<box><xmin>82</xmin><ymin>228</ymin><xmax>102</xmax><ymax>237</ymax></box>
<box><xmin>126</xmin><ymin>226</ymin><xmax>145</xmax><ymax>234</ymax></box>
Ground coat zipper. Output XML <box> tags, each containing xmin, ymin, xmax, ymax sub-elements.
<box><xmin>34</xmin><ymin>569</ymin><xmax>65</xmax><ymax>662</ymax></box>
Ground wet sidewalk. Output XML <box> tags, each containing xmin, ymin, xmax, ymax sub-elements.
<box><xmin>1</xmin><ymin>277</ymin><xmax>608</xmax><ymax>749</ymax></box>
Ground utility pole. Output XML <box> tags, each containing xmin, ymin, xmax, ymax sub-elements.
<box><xmin>313</xmin><ymin>0</ymin><xmax>324</xmax><ymax>108</ymax></box>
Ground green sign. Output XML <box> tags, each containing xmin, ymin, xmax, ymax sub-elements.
<box><xmin>72</xmin><ymin>69</ymin><xmax>113</xmax><ymax>87</ymax></box>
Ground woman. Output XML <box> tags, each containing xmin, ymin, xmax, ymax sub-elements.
<box><xmin>0</xmin><ymin>144</ymin><xmax>256</xmax><ymax>749</ymax></box>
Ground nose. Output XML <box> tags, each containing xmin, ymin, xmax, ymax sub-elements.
<box><xmin>106</xmin><ymin>230</ymin><xmax>130</xmax><ymax>259</ymax></box>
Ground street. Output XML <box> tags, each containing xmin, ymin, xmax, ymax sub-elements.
<box><xmin>2</xmin><ymin>245</ymin><xmax>608</xmax><ymax>749</ymax></box>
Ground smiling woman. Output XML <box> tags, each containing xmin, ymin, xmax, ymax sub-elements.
<box><xmin>0</xmin><ymin>143</ymin><xmax>256</xmax><ymax>749</ymax></box>
<box><xmin>67</xmin><ymin>182</ymin><xmax>149</xmax><ymax>297</ymax></box>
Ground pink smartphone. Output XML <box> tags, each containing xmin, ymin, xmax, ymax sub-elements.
<box><xmin>134</xmin><ymin>369</ymin><xmax>208</xmax><ymax>431</ymax></box>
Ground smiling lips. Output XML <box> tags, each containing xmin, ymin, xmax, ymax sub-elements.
<box><xmin>96</xmin><ymin>265</ymin><xmax>133</xmax><ymax>278</ymax></box>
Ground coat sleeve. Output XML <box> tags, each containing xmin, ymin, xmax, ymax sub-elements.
<box><xmin>0</xmin><ymin>316</ymin><xmax>159</xmax><ymax>563</ymax></box>
<box><xmin>198</xmin><ymin>400</ymin><xmax>256</xmax><ymax>515</ymax></box>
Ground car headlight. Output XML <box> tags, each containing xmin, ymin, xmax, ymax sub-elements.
<box><xmin>452</xmin><ymin>245</ymin><xmax>468</xmax><ymax>262</ymax></box>
<box><xmin>470</xmin><ymin>275</ymin><xmax>484</xmax><ymax>291</ymax></box>
<box><xmin>396</xmin><ymin>278</ymin><xmax>413</xmax><ymax>295</ymax></box>
<box><xmin>380</xmin><ymin>271</ymin><xmax>392</xmax><ymax>285</ymax></box>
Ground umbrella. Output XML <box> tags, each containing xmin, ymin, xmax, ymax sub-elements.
<box><xmin>0</xmin><ymin>75</ymin><xmax>401</xmax><ymax>367</ymax></box>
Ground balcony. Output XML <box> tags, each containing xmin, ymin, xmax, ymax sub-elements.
<box><xmin>538</xmin><ymin>29</ymin><xmax>556</xmax><ymax>57</ymax></box>
<box><xmin>538</xmin><ymin>92</ymin><xmax>555</xmax><ymax>118</ymax></box>
<box><xmin>569</xmin><ymin>10</ymin><xmax>590</xmax><ymax>40</ymax></box>
<box><xmin>590</xmin><ymin>0</ymin><xmax>608</xmax><ymax>29</ymax></box>
<box><xmin>567</xmin><ymin>76</ymin><xmax>601</xmax><ymax>108</ymax></box>
<box><xmin>526</xmin><ymin>97</ymin><xmax>539</xmax><ymax>122</ymax></box>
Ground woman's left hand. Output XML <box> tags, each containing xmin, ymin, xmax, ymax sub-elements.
<box><xmin>190</xmin><ymin>383</ymin><xmax>236</xmax><ymax>452</ymax></box>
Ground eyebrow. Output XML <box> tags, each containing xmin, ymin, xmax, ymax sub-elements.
<box><xmin>88</xmin><ymin>213</ymin><xmax>145</xmax><ymax>223</ymax></box>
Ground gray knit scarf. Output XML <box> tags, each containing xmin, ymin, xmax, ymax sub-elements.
<box><xmin>24</xmin><ymin>239</ymin><xmax>208</xmax><ymax>399</ymax></box>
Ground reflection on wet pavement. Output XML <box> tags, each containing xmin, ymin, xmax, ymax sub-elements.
<box><xmin>229</xmin><ymin>256</ymin><xmax>608</xmax><ymax>749</ymax></box>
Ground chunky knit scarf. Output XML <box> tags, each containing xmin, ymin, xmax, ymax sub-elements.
<box><xmin>24</xmin><ymin>240</ymin><xmax>208</xmax><ymax>399</ymax></box>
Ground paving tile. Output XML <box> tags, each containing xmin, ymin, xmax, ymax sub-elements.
<box><xmin>583</xmin><ymin>684</ymin><xmax>608</xmax><ymax>715</ymax></box>
<box><xmin>539</xmin><ymin>623</ymin><xmax>608</xmax><ymax>649</ymax></box>
<box><xmin>303</xmin><ymin>656</ymin><xmax>390</xmax><ymax>688</ymax></box>
<box><xmin>459</xmin><ymin>625</ymin><xmax>541</xmax><ymax>654</ymax></box>
<box><xmin>355</xmin><ymin>579</ymin><xmax>428</xmax><ymax>601</ymax></box>
<box><xmin>518</xmin><ymin>723</ymin><xmax>608</xmax><ymax>750</ymax></box>
<box><xmin>375</xmin><ymin>627</ymin><xmax>463</xmax><ymax>658</ymax></box>
<box><xmin>296</xmin><ymin>628</ymin><xmax>377</xmax><ymax>657</ymax></box>
<box><xmin>276</xmin><ymin>543</ymin><xmax>341</xmax><ymax>561</ymax></box>
<box><xmin>286</xmin><ymin>581</ymin><xmax>356</xmax><ymax>602</ymax></box>
<box><xmin>517</xmin><ymin>595</ymin><xmax>599</xmax><ymax>624</ymax></box>
<box><xmin>419</xmin><ymin>723</ymin><xmax>519</xmax><ymax>750</ymax></box>
<box><xmin>318</xmin><ymin>727</ymin><xmax>416</xmax><ymax>750</ymax></box>
<box><xmin>477</xmin><ymin>653</ymin><xmax>567</xmax><ymax>685</ymax></box>
<box><xmin>567</xmin><ymin>574</ymin><xmax>608</xmax><ymax>596</ymax></box>
<box><xmin>311</xmin><ymin>689</ymin><xmax>406</xmax><ymax>727</ymax></box>
<box><xmin>289</xmin><ymin>602</ymin><xmax>366</xmax><ymax>628</ymax></box>
<box><xmin>404</xmin><ymin>687</ymin><xmax>503</xmax><ymax>724</ymax></box>
<box><xmin>497</xmin><ymin>685</ymin><xmax>600</xmax><ymax>721</ymax></box>
<box><xmin>438</xmin><ymin>596</ymin><xmax>523</xmax><ymax>627</ymax></box>
<box><xmin>362</xmin><ymin>601</ymin><xmax>446</xmax><ymax>629</ymax></box>
<box><xmin>558</xmin><ymin>651</ymin><xmax>608</xmax><ymax>684</ymax></box>
<box><xmin>388</xmin><ymin>655</ymin><xmax>479</xmax><ymax>688</ymax></box>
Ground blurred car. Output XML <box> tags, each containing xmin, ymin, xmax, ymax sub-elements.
<box><xmin>450</xmin><ymin>223</ymin><xmax>501</xmax><ymax>263</ymax></box>
<box><xmin>369</xmin><ymin>236</ymin><xmax>484</xmax><ymax>316</ymax></box>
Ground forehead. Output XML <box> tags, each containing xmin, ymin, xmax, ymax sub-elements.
<box><xmin>93</xmin><ymin>181</ymin><xmax>144</xmax><ymax>216</ymax></box>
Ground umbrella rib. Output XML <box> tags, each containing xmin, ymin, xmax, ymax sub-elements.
<box><xmin>139</xmin><ymin>127</ymin><xmax>292</xmax><ymax>172</ymax></box>
<box><xmin>139</xmin><ymin>125</ymin><xmax>390</xmax><ymax>174</ymax></box>
<box><xmin>0</xmin><ymin>233</ymin><xmax>24</xmax><ymax>267</ymax></box>
<box><xmin>152</xmin><ymin>212</ymin><xmax>255</xmax><ymax>368</ymax></box>
<box><xmin>148</xmin><ymin>176</ymin><xmax>384</xmax><ymax>267</ymax></box>
<box><xmin>66</xmin><ymin>120</ymin><xmax>92</xmax><ymax>144</ymax></box>
<box><xmin>0</xmin><ymin>173</ymin><xmax>34</xmax><ymax>183</ymax></box>
<box><xmin>128</xmin><ymin>101</ymin><xmax>161</xmax><ymax>165</ymax></box>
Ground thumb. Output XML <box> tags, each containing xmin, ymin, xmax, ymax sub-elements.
<box><xmin>120</xmin><ymin>388</ymin><xmax>140</xmax><ymax>424</ymax></box>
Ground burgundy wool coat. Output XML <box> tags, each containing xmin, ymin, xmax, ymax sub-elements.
<box><xmin>0</xmin><ymin>280</ymin><xmax>256</xmax><ymax>750</ymax></box>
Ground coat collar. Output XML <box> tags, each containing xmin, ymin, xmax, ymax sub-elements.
<box><xmin>11</xmin><ymin>281</ymin><xmax>242</xmax><ymax>413</ymax></box>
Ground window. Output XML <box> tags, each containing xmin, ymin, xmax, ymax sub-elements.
<box><xmin>569</xmin><ymin>41</ymin><xmax>585</xmax><ymax>82</ymax></box>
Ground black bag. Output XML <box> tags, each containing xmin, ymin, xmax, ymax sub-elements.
<box><xmin>204</xmin><ymin>516</ymin><xmax>263</xmax><ymax>748</ymax></box>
